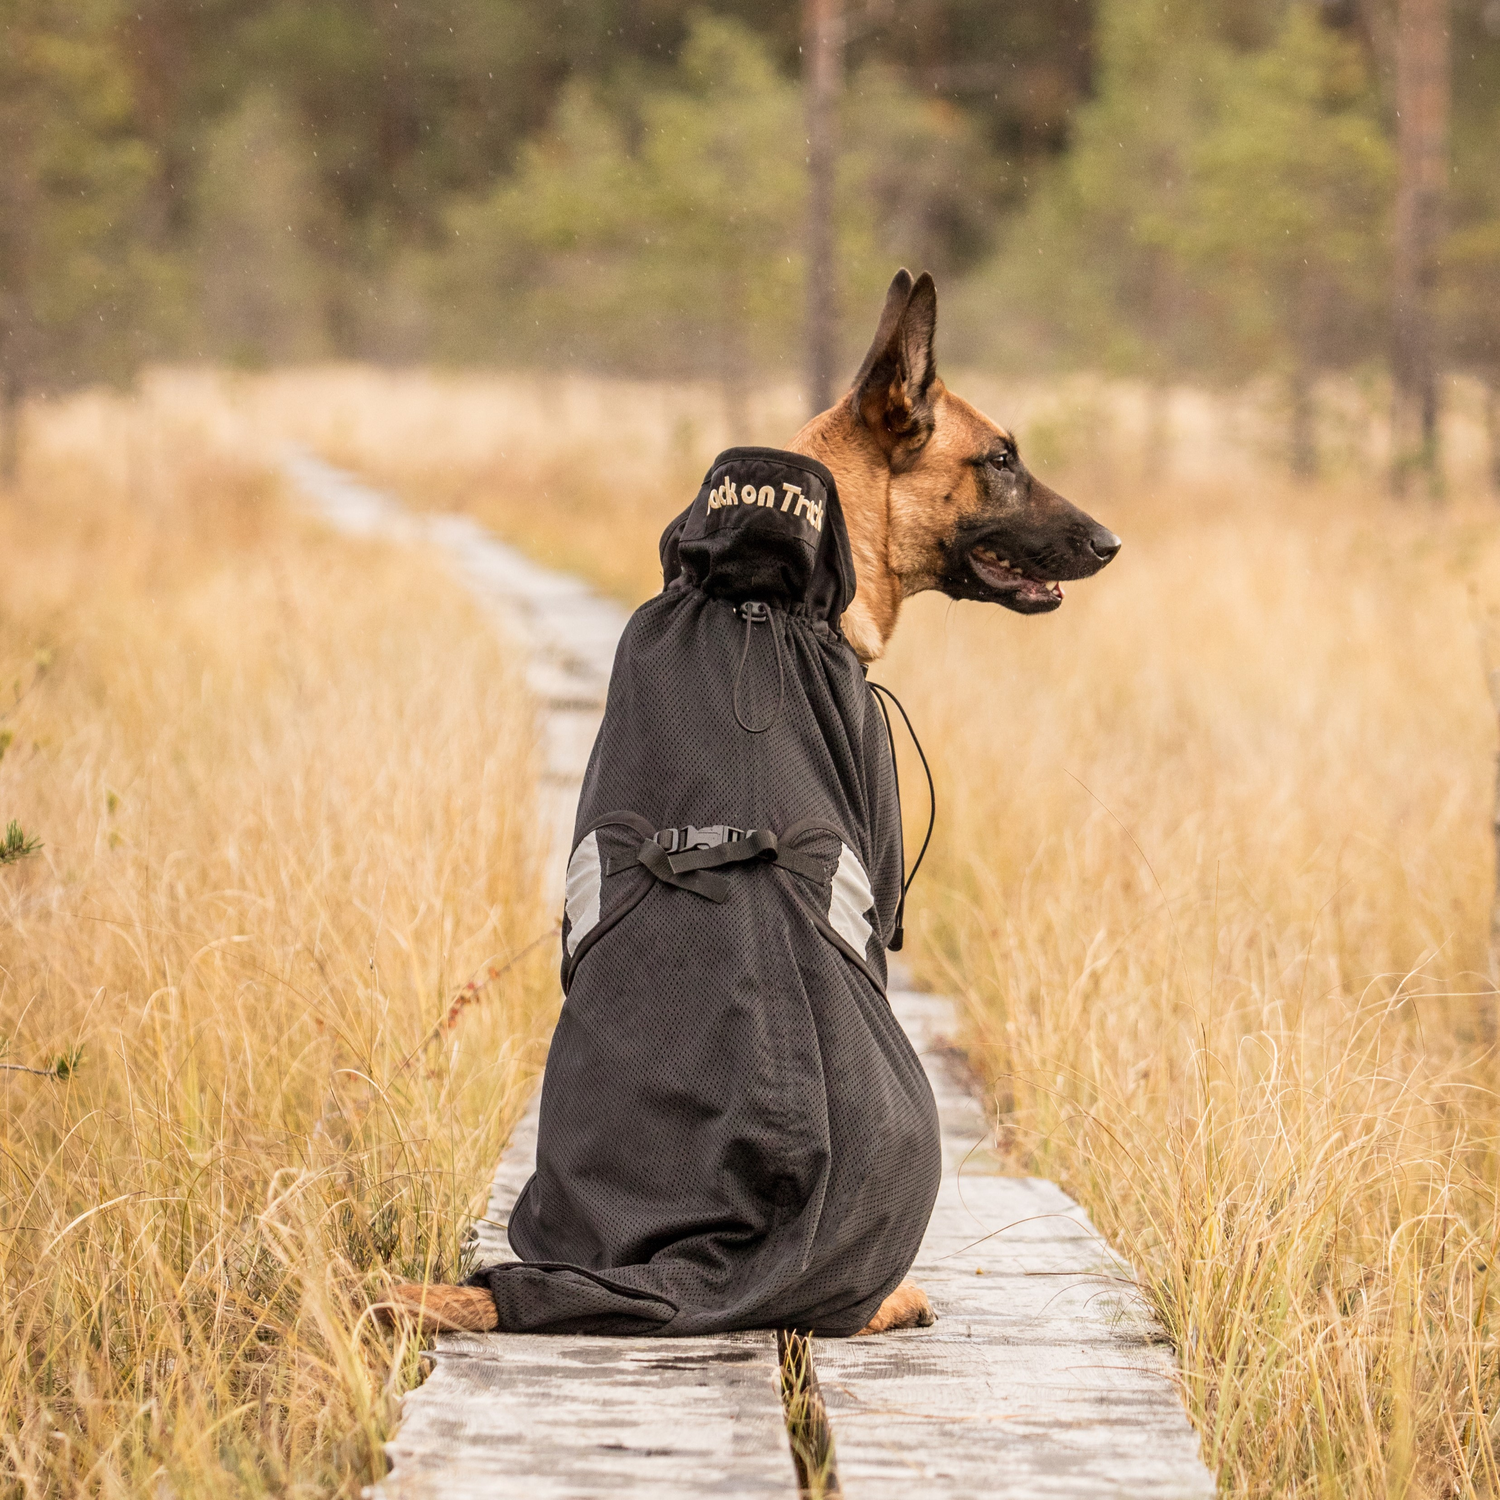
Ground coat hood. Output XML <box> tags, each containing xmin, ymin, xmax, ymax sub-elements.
<box><xmin>659</xmin><ymin>447</ymin><xmax>856</xmax><ymax>629</ymax></box>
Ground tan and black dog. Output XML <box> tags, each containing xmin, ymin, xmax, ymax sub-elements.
<box><xmin>377</xmin><ymin>269</ymin><xmax>1119</xmax><ymax>1338</ymax></box>
<box><xmin>792</xmin><ymin>267</ymin><xmax>1120</xmax><ymax>664</ymax></box>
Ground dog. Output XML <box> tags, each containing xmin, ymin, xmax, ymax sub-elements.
<box><xmin>376</xmin><ymin>269</ymin><xmax>1119</xmax><ymax>1339</ymax></box>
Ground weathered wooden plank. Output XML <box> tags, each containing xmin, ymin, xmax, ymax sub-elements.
<box><xmin>815</xmin><ymin>987</ymin><xmax>1215</xmax><ymax>1499</ymax></box>
<box><xmin>378</xmin><ymin>1332</ymin><xmax>795</xmax><ymax>1500</ymax></box>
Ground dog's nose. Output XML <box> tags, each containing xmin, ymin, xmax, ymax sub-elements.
<box><xmin>1089</xmin><ymin>530</ymin><xmax>1122</xmax><ymax>564</ymax></box>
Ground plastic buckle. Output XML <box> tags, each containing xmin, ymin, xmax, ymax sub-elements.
<box><xmin>656</xmin><ymin>824</ymin><xmax>748</xmax><ymax>853</ymax></box>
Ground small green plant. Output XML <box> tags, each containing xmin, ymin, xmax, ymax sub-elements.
<box><xmin>0</xmin><ymin>1037</ymin><xmax>83</xmax><ymax>1080</ymax></box>
<box><xmin>0</xmin><ymin>819</ymin><xmax>41</xmax><ymax>866</ymax></box>
<box><xmin>50</xmin><ymin>1045</ymin><xmax>85</xmax><ymax>1080</ymax></box>
<box><xmin>777</xmin><ymin>1331</ymin><xmax>839</xmax><ymax>1497</ymax></box>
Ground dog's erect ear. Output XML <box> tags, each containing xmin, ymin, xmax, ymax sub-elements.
<box><xmin>852</xmin><ymin>269</ymin><xmax>939</xmax><ymax>464</ymax></box>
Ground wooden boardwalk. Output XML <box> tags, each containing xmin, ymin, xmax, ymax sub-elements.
<box><xmin>284</xmin><ymin>450</ymin><xmax>1215</xmax><ymax>1498</ymax></box>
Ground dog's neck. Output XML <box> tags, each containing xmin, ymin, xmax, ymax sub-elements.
<box><xmin>788</xmin><ymin>398</ymin><xmax>903</xmax><ymax>664</ymax></box>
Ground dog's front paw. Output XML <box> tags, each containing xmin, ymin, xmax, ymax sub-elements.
<box><xmin>857</xmin><ymin>1279</ymin><xmax>937</xmax><ymax>1335</ymax></box>
<box><xmin>372</xmin><ymin>1281</ymin><xmax>499</xmax><ymax>1334</ymax></box>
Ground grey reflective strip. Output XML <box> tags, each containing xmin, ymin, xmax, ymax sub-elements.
<box><xmin>829</xmin><ymin>843</ymin><xmax>874</xmax><ymax>955</ymax></box>
<box><xmin>564</xmin><ymin>832</ymin><xmax>603</xmax><ymax>955</ymax></box>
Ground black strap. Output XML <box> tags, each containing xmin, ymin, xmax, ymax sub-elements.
<box><xmin>667</xmin><ymin>826</ymin><xmax>777</xmax><ymax>870</ymax></box>
<box><xmin>672</xmin><ymin>828</ymin><xmax>825</xmax><ymax>882</ymax></box>
<box><xmin>609</xmin><ymin>826</ymin><xmax>827</xmax><ymax>899</ymax></box>
<box><xmin>634</xmin><ymin>840</ymin><xmax>730</xmax><ymax>902</ymax></box>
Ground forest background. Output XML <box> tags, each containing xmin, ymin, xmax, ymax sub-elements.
<box><xmin>4</xmin><ymin>0</ymin><xmax>1500</xmax><ymax>484</ymax></box>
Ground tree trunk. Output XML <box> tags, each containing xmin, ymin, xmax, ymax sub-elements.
<box><xmin>803</xmin><ymin>0</ymin><xmax>842</xmax><ymax>418</ymax></box>
<box><xmin>1389</xmin><ymin>0</ymin><xmax>1450</xmax><ymax>496</ymax></box>
<box><xmin>0</xmin><ymin>366</ymin><xmax>22</xmax><ymax>488</ymax></box>
<box><xmin>1289</xmin><ymin>362</ymin><xmax>1317</xmax><ymax>479</ymax></box>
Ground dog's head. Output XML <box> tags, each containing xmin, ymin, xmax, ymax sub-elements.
<box><xmin>794</xmin><ymin>269</ymin><xmax>1120</xmax><ymax>659</ymax></box>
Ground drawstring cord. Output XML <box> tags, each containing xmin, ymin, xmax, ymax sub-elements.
<box><xmin>868</xmin><ymin>680</ymin><xmax>935</xmax><ymax>953</ymax></box>
<box><xmin>732</xmin><ymin>601</ymin><xmax>785</xmax><ymax>733</ymax></box>
<box><xmin>724</xmin><ymin>604</ymin><xmax>932</xmax><ymax>947</ymax></box>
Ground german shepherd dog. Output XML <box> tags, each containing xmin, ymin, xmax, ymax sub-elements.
<box><xmin>377</xmin><ymin>269</ymin><xmax>1120</xmax><ymax>1337</ymax></box>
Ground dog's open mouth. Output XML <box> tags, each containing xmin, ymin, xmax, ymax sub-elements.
<box><xmin>969</xmin><ymin>547</ymin><xmax>1065</xmax><ymax>613</ymax></box>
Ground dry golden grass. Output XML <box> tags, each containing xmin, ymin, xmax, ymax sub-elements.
<box><xmin>255</xmin><ymin>363</ymin><xmax>1500</xmax><ymax>1498</ymax></box>
<box><xmin>883</xmin><ymin>478</ymin><xmax>1500</xmax><ymax>1499</ymax></box>
<box><xmin>0</xmin><ymin>390</ymin><xmax>555</xmax><ymax>1496</ymax></box>
<box><xmin>169</xmin><ymin>364</ymin><xmax>798</xmax><ymax>603</ymax></box>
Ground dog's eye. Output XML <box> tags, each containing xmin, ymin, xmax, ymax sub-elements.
<box><xmin>989</xmin><ymin>451</ymin><xmax>1012</xmax><ymax>471</ymax></box>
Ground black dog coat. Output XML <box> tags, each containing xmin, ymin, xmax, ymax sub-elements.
<box><xmin>468</xmin><ymin>447</ymin><xmax>942</xmax><ymax>1336</ymax></box>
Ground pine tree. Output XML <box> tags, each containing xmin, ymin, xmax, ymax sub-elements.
<box><xmin>1182</xmin><ymin>7</ymin><xmax>1393</xmax><ymax>475</ymax></box>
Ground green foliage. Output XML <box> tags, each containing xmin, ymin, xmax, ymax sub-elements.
<box><xmin>1</xmin><ymin>819</ymin><xmax>40</xmax><ymax>865</ymax></box>
<box><xmin>434</xmin><ymin>18</ymin><xmax>804</xmax><ymax>375</ymax></box>
<box><xmin>1442</xmin><ymin>3</ymin><xmax>1500</xmax><ymax>380</ymax></box>
<box><xmin>1</xmin><ymin>0</ymin><xmax>1499</xmax><ymax>400</ymax></box>
<box><xmin>428</xmin><ymin>16</ymin><xmax>996</xmax><ymax>383</ymax></box>
<box><xmin>969</xmin><ymin>0</ymin><xmax>1396</xmax><ymax>401</ymax></box>
<box><xmin>1181</xmin><ymin>7</ymin><xmax>1392</xmax><ymax>379</ymax></box>
<box><xmin>196</xmin><ymin>92</ymin><xmax>332</xmax><ymax>365</ymax></box>
<box><xmin>839</xmin><ymin>66</ymin><xmax>1003</xmax><ymax>303</ymax></box>
<box><xmin>0</xmin><ymin>1033</ymin><xmax>85</xmax><ymax>1080</ymax></box>
<box><xmin>48</xmin><ymin>1044</ymin><xmax>84</xmax><ymax>1080</ymax></box>
<box><xmin>965</xmin><ymin>0</ymin><xmax>1224</xmax><ymax>377</ymax></box>
<box><xmin>232</xmin><ymin>0</ymin><xmax>560</xmax><ymax>237</ymax></box>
